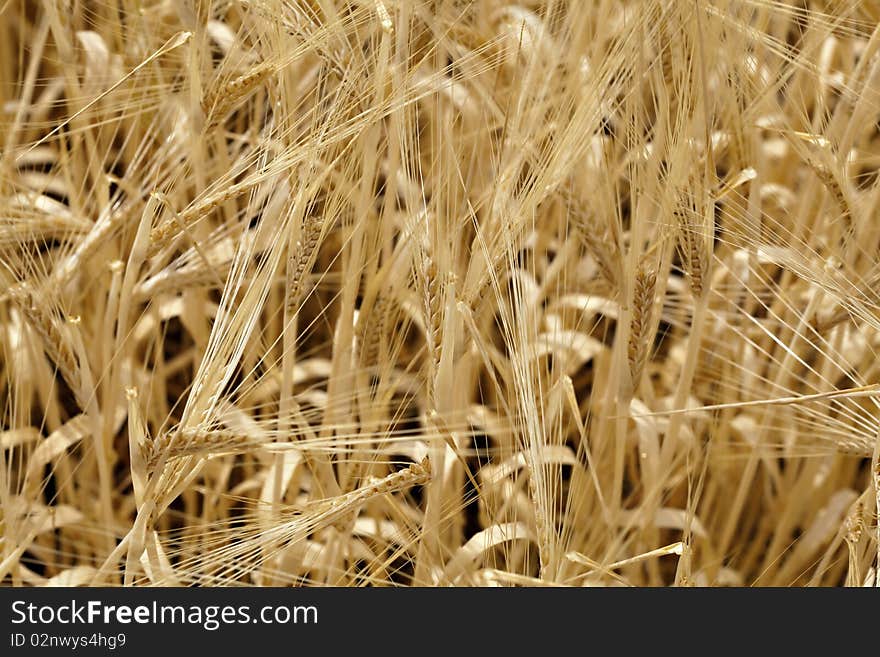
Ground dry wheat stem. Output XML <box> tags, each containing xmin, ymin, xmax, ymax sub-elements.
<box><xmin>4</xmin><ymin>0</ymin><xmax>880</xmax><ymax>588</ymax></box>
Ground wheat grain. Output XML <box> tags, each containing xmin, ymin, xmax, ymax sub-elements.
<box><xmin>202</xmin><ymin>61</ymin><xmax>276</xmax><ymax>128</ymax></box>
<box><xmin>627</xmin><ymin>260</ymin><xmax>657</xmax><ymax>389</ymax></box>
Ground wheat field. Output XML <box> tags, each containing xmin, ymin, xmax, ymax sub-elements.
<box><xmin>2</xmin><ymin>0</ymin><xmax>880</xmax><ymax>587</ymax></box>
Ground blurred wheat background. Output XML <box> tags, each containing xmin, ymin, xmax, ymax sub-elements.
<box><xmin>3</xmin><ymin>0</ymin><xmax>880</xmax><ymax>586</ymax></box>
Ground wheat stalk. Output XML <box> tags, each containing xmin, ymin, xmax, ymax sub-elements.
<box><xmin>4</xmin><ymin>0</ymin><xmax>880</xmax><ymax>589</ymax></box>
